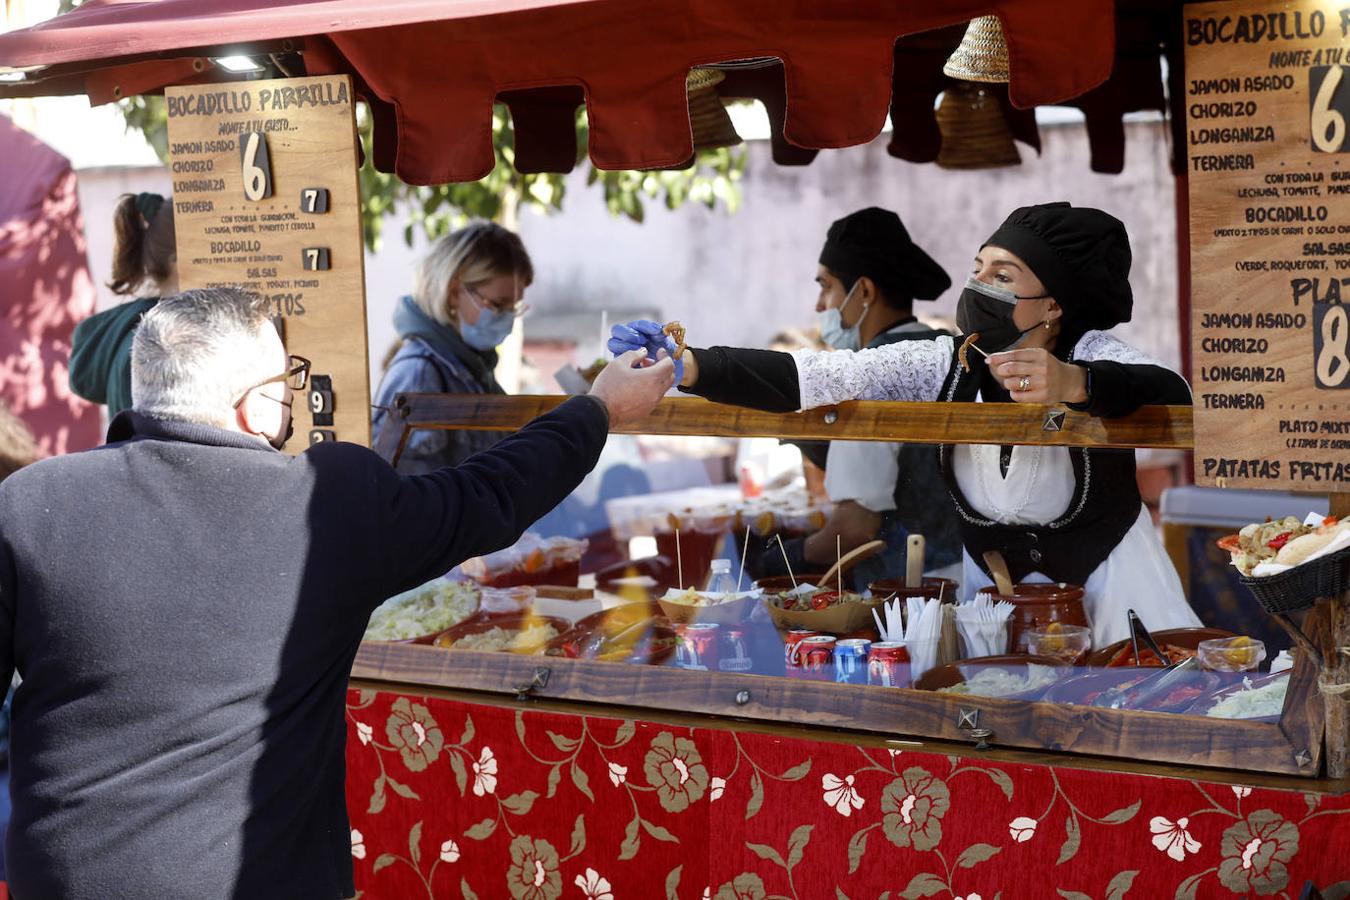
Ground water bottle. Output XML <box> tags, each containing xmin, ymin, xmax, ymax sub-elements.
<box><xmin>1270</xmin><ymin>649</ymin><xmax>1294</xmax><ymax>674</ymax></box>
<box><xmin>704</xmin><ymin>558</ymin><xmax>737</xmax><ymax>596</ymax></box>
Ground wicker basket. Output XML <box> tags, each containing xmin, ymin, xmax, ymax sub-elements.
<box><xmin>1239</xmin><ymin>544</ymin><xmax>1350</xmax><ymax>614</ymax></box>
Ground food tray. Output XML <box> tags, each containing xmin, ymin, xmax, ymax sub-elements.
<box><xmin>432</xmin><ymin>612</ymin><xmax>570</xmax><ymax>654</ymax></box>
<box><xmin>657</xmin><ymin>592</ymin><xmax>759</xmax><ymax>626</ymax></box>
<box><xmin>913</xmin><ymin>655</ymin><xmax>1066</xmax><ymax>699</ymax></box>
<box><xmin>1238</xmin><ymin>543</ymin><xmax>1350</xmax><ymax>614</ymax></box>
<box><xmin>1086</xmin><ymin>627</ymin><xmax>1234</xmax><ymax>668</ymax></box>
<box><xmin>1183</xmin><ymin>669</ymin><xmax>1291</xmax><ymax>722</ymax></box>
<box><xmin>762</xmin><ymin>594</ymin><xmax>884</xmax><ymax>634</ymax></box>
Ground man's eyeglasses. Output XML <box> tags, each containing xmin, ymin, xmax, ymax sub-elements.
<box><xmin>232</xmin><ymin>355</ymin><xmax>311</xmax><ymax>409</ymax></box>
<box><xmin>464</xmin><ymin>284</ymin><xmax>529</xmax><ymax>319</ymax></box>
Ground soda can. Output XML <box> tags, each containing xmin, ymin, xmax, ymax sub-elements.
<box><xmin>783</xmin><ymin>629</ymin><xmax>819</xmax><ymax>675</ymax></box>
<box><xmin>867</xmin><ymin>641</ymin><xmax>911</xmax><ymax>688</ymax></box>
<box><xmin>797</xmin><ymin>635</ymin><xmax>837</xmax><ymax>681</ymax></box>
<box><xmin>834</xmin><ymin>638</ymin><xmax>872</xmax><ymax>685</ymax></box>
<box><xmin>718</xmin><ymin>626</ymin><xmax>754</xmax><ymax>673</ymax></box>
<box><xmin>675</xmin><ymin>622</ymin><xmax>721</xmax><ymax>671</ymax></box>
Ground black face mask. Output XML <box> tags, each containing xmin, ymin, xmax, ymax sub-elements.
<box><xmin>955</xmin><ymin>278</ymin><xmax>1049</xmax><ymax>355</ymax></box>
<box><xmin>268</xmin><ymin>408</ymin><xmax>295</xmax><ymax>450</ymax></box>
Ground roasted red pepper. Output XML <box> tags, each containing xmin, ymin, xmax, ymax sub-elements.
<box><xmin>1266</xmin><ymin>531</ymin><xmax>1294</xmax><ymax>551</ymax></box>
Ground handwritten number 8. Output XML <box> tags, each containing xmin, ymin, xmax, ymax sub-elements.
<box><xmin>1318</xmin><ymin>306</ymin><xmax>1350</xmax><ymax>387</ymax></box>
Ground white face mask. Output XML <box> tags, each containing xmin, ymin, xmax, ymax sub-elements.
<box><xmin>817</xmin><ymin>282</ymin><xmax>868</xmax><ymax>351</ymax></box>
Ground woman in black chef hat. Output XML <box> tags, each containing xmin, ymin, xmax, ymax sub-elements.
<box><xmin>613</xmin><ymin>202</ymin><xmax>1201</xmax><ymax>646</ymax></box>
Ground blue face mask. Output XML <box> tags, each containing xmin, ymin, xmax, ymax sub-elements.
<box><xmin>460</xmin><ymin>305</ymin><xmax>515</xmax><ymax>350</ymax></box>
<box><xmin>817</xmin><ymin>282</ymin><xmax>868</xmax><ymax>351</ymax></box>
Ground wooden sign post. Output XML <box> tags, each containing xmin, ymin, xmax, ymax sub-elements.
<box><xmin>164</xmin><ymin>74</ymin><xmax>370</xmax><ymax>448</ymax></box>
<box><xmin>1185</xmin><ymin>0</ymin><xmax>1350</xmax><ymax>492</ymax></box>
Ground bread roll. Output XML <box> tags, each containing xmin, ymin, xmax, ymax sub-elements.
<box><xmin>1275</xmin><ymin>530</ymin><xmax>1337</xmax><ymax>566</ymax></box>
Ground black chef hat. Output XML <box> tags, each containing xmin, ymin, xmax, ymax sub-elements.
<box><xmin>983</xmin><ymin>202</ymin><xmax>1133</xmax><ymax>330</ymax></box>
<box><xmin>818</xmin><ymin>207</ymin><xmax>950</xmax><ymax>303</ymax></box>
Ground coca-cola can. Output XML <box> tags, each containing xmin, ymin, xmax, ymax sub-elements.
<box><xmin>675</xmin><ymin>622</ymin><xmax>720</xmax><ymax>671</ymax></box>
<box><xmin>783</xmin><ymin>629</ymin><xmax>819</xmax><ymax>675</ymax></box>
<box><xmin>834</xmin><ymin>638</ymin><xmax>872</xmax><ymax>685</ymax></box>
<box><xmin>717</xmin><ymin>626</ymin><xmax>753</xmax><ymax>673</ymax></box>
<box><xmin>797</xmin><ymin>635</ymin><xmax>836</xmax><ymax>681</ymax></box>
<box><xmin>867</xmin><ymin>641</ymin><xmax>911</xmax><ymax>688</ymax></box>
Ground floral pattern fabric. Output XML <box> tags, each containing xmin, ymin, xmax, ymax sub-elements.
<box><xmin>345</xmin><ymin>689</ymin><xmax>1350</xmax><ymax>899</ymax></box>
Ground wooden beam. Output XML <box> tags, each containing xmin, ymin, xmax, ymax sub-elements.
<box><xmin>387</xmin><ymin>394</ymin><xmax>1194</xmax><ymax>450</ymax></box>
<box><xmin>352</xmin><ymin>641</ymin><xmax>1307</xmax><ymax>776</ymax></box>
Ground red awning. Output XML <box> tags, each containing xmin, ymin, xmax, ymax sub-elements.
<box><xmin>0</xmin><ymin>0</ymin><xmax>1119</xmax><ymax>184</ymax></box>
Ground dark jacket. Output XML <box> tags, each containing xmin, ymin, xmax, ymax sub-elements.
<box><xmin>68</xmin><ymin>297</ymin><xmax>159</xmax><ymax>416</ymax></box>
<box><xmin>0</xmin><ymin>397</ymin><xmax>608</xmax><ymax>899</ymax></box>
<box><xmin>372</xmin><ymin>295</ymin><xmax>509</xmax><ymax>473</ymax></box>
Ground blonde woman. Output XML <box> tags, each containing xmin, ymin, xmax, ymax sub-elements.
<box><xmin>372</xmin><ymin>221</ymin><xmax>533</xmax><ymax>472</ymax></box>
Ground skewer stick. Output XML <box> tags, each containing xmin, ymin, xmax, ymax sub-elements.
<box><xmin>938</xmin><ymin>582</ymin><xmax>946</xmax><ymax>604</ymax></box>
<box><xmin>837</xmin><ymin>534</ymin><xmax>843</xmax><ymax>596</ymax></box>
<box><xmin>775</xmin><ymin>534</ymin><xmax>797</xmax><ymax>590</ymax></box>
<box><xmin>675</xmin><ymin>528</ymin><xmax>684</xmax><ymax>590</ymax></box>
<box><xmin>737</xmin><ymin>526</ymin><xmax>751</xmax><ymax>593</ymax></box>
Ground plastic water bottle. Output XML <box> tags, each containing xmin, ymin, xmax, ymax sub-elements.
<box><xmin>1270</xmin><ymin>649</ymin><xmax>1294</xmax><ymax>674</ymax></box>
<box><xmin>704</xmin><ymin>558</ymin><xmax>737</xmax><ymax>596</ymax></box>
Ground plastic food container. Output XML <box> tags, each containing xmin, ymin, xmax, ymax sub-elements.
<box><xmin>1197</xmin><ymin>636</ymin><xmax>1267</xmax><ymax>673</ymax></box>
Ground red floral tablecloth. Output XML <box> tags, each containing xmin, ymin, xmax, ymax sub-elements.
<box><xmin>345</xmin><ymin>688</ymin><xmax>1350</xmax><ymax>899</ymax></box>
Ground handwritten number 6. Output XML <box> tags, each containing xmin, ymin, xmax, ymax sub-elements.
<box><xmin>1313</xmin><ymin>66</ymin><xmax>1346</xmax><ymax>154</ymax></box>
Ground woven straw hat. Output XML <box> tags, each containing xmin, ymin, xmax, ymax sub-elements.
<box><xmin>936</xmin><ymin>82</ymin><xmax>1020</xmax><ymax>169</ymax></box>
<box><xmin>943</xmin><ymin>15</ymin><xmax>1011</xmax><ymax>83</ymax></box>
<box><xmin>686</xmin><ymin>67</ymin><xmax>742</xmax><ymax>151</ymax></box>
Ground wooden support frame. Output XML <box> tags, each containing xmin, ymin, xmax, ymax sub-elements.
<box><xmin>352</xmin><ymin>641</ymin><xmax>1327</xmax><ymax>779</ymax></box>
<box><xmin>372</xmin><ymin>394</ymin><xmax>1194</xmax><ymax>465</ymax></box>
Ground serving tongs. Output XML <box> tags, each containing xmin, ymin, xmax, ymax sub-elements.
<box><xmin>1128</xmin><ymin>608</ymin><xmax>1170</xmax><ymax>667</ymax></box>
<box><xmin>1092</xmin><ymin>657</ymin><xmax>1199</xmax><ymax>711</ymax></box>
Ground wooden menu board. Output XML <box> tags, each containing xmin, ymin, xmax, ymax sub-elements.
<box><xmin>164</xmin><ymin>74</ymin><xmax>369</xmax><ymax>448</ymax></box>
<box><xmin>1185</xmin><ymin>1</ymin><xmax>1350</xmax><ymax>490</ymax></box>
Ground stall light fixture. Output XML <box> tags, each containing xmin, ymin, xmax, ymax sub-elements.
<box><xmin>213</xmin><ymin>55</ymin><xmax>265</xmax><ymax>74</ymax></box>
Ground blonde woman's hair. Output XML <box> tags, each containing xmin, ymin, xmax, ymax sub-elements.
<box><xmin>411</xmin><ymin>221</ymin><xmax>534</xmax><ymax>326</ymax></box>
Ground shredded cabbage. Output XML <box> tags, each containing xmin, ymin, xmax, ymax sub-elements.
<box><xmin>363</xmin><ymin>580</ymin><xmax>479</xmax><ymax>641</ymax></box>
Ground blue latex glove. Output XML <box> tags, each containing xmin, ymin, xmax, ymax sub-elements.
<box><xmin>608</xmin><ymin>319</ymin><xmax>683</xmax><ymax>383</ymax></box>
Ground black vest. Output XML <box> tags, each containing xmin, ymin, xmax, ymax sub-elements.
<box><xmin>935</xmin><ymin>349</ymin><xmax>1143</xmax><ymax>585</ymax></box>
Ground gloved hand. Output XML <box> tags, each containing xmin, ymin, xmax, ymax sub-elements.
<box><xmin>608</xmin><ymin>320</ymin><xmax>684</xmax><ymax>384</ymax></box>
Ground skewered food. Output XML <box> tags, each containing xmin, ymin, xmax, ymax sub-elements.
<box><xmin>663</xmin><ymin>320</ymin><xmax>687</xmax><ymax>358</ymax></box>
<box><xmin>958</xmin><ymin>333</ymin><xmax>980</xmax><ymax>372</ymax></box>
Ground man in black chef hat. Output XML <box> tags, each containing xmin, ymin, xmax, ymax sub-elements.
<box><xmin>775</xmin><ymin>207</ymin><xmax>965</xmax><ymax>584</ymax></box>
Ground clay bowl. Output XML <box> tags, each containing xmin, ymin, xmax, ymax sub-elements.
<box><xmin>1086</xmin><ymin>627</ymin><xmax>1236</xmax><ymax>668</ymax></box>
<box><xmin>867</xmin><ymin>577</ymin><xmax>960</xmax><ymax>602</ymax></box>
<box><xmin>977</xmin><ymin>582</ymin><xmax>1088</xmax><ymax>655</ymax></box>
<box><xmin>431</xmin><ymin>612</ymin><xmax>570</xmax><ymax>655</ymax></box>
<box><xmin>913</xmin><ymin>654</ymin><xmax>1066</xmax><ymax>699</ymax></box>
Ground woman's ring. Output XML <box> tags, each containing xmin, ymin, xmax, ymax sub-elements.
<box><xmin>1018</xmin><ymin>375</ymin><xmax>1031</xmax><ymax>392</ymax></box>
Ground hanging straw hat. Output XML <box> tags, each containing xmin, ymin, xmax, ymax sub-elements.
<box><xmin>686</xmin><ymin>67</ymin><xmax>742</xmax><ymax>152</ymax></box>
<box><xmin>942</xmin><ymin>16</ymin><xmax>1011</xmax><ymax>83</ymax></box>
<box><xmin>936</xmin><ymin>81</ymin><xmax>1020</xmax><ymax>169</ymax></box>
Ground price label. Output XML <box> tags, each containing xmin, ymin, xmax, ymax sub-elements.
<box><xmin>239</xmin><ymin>132</ymin><xmax>274</xmax><ymax>201</ymax></box>
<box><xmin>300</xmin><ymin>188</ymin><xmax>330</xmax><ymax>214</ymax></box>
<box><xmin>1315</xmin><ymin>303</ymin><xmax>1350</xmax><ymax>388</ymax></box>
<box><xmin>309</xmin><ymin>429</ymin><xmax>336</xmax><ymax>445</ymax></box>
<box><xmin>1311</xmin><ymin>65</ymin><xmax>1350</xmax><ymax>153</ymax></box>
<box><xmin>302</xmin><ymin>247</ymin><xmax>331</xmax><ymax>271</ymax></box>
<box><xmin>308</xmin><ymin>388</ymin><xmax>334</xmax><ymax>415</ymax></box>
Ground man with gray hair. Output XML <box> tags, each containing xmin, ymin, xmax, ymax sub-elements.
<box><xmin>0</xmin><ymin>288</ymin><xmax>674</xmax><ymax>898</ymax></box>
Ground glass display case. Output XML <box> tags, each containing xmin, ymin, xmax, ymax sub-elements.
<box><xmin>359</xmin><ymin>392</ymin><xmax>1348</xmax><ymax>781</ymax></box>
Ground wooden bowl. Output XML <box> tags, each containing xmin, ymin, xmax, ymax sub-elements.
<box><xmin>1087</xmin><ymin>627</ymin><xmax>1236</xmax><ymax>668</ymax></box>
<box><xmin>432</xmin><ymin>612</ymin><xmax>570</xmax><ymax>654</ymax></box>
<box><xmin>913</xmin><ymin>654</ymin><xmax>1065</xmax><ymax>698</ymax></box>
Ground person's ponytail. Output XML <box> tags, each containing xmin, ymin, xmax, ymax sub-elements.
<box><xmin>109</xmin><ymin>192</ymin><xmax>176</xmax><ymax>296</ymax></box>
